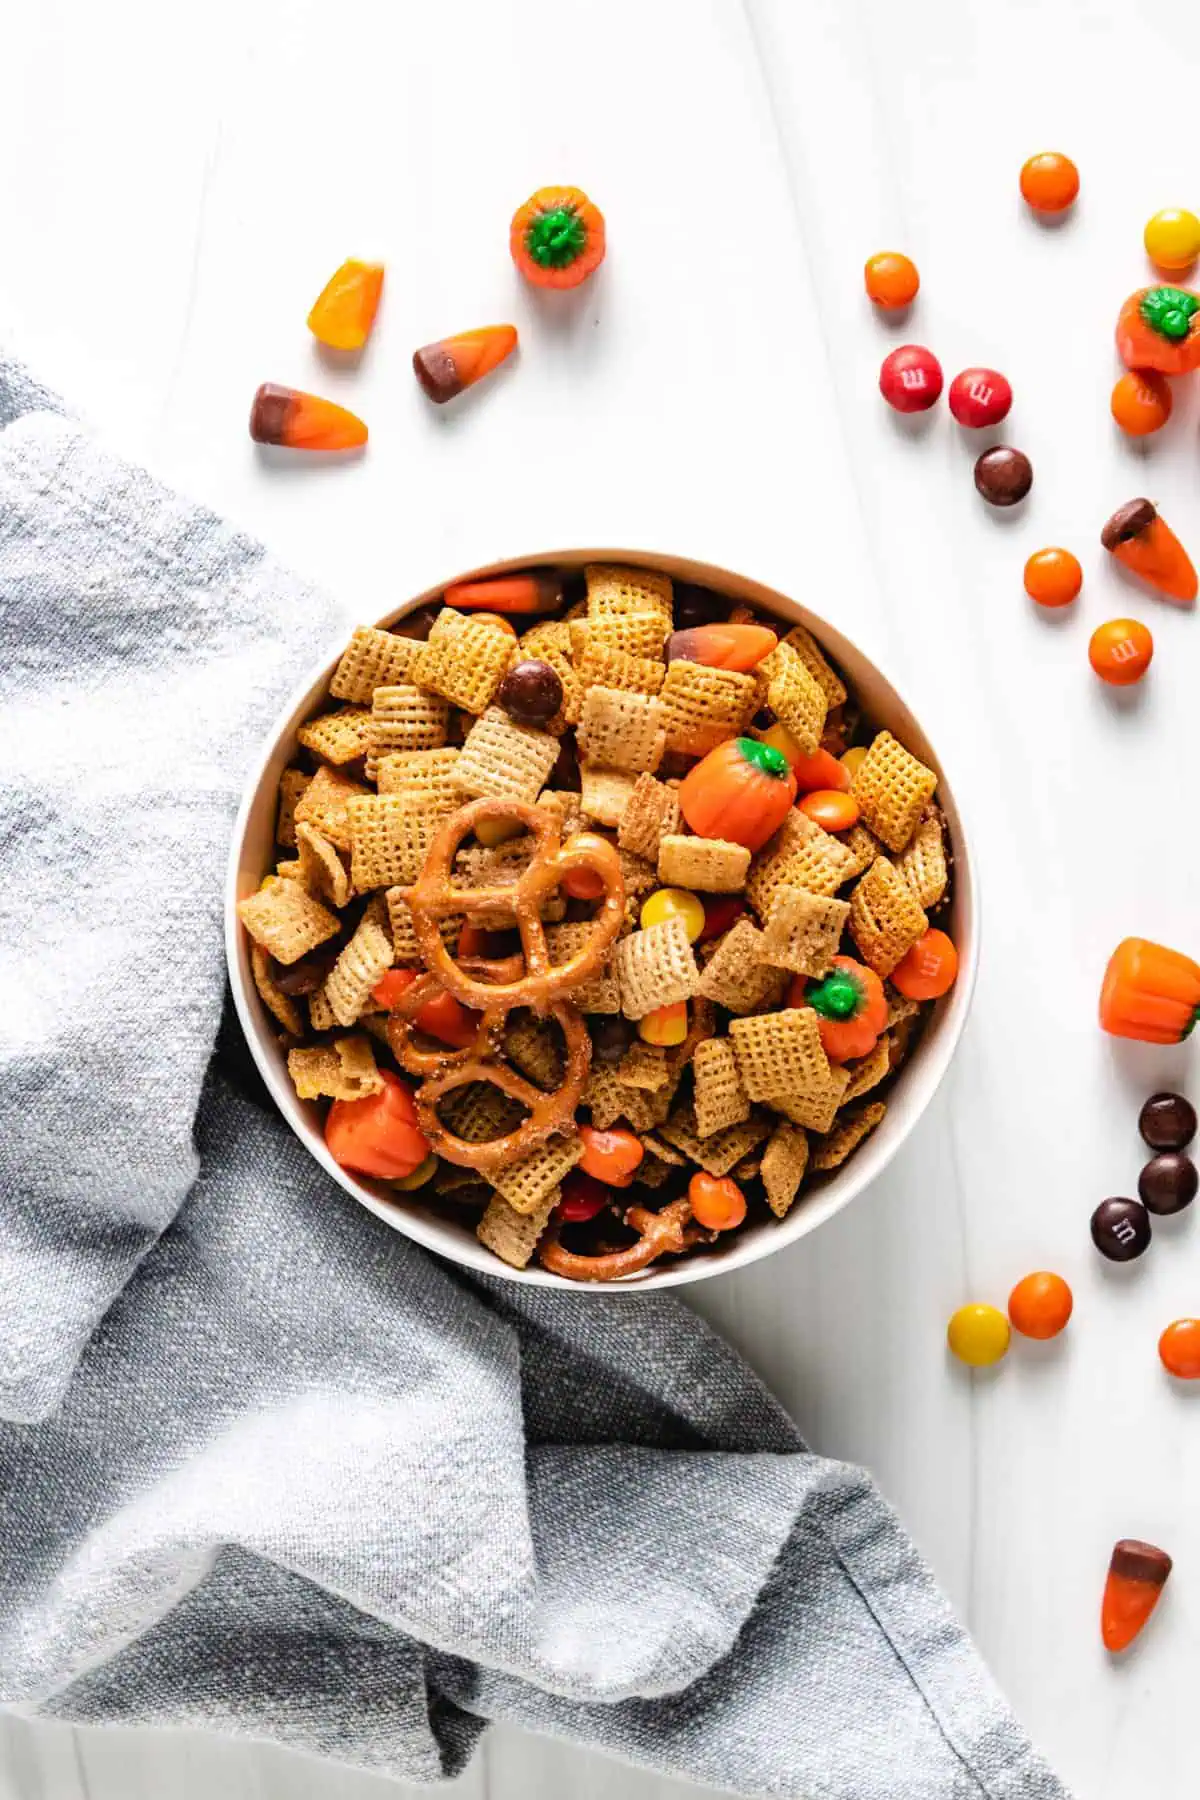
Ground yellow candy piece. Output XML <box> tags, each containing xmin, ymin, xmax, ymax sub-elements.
<box><xmin>840</xmin><ymin>745</ymin><xmax>869</xmax><ymax>777</ymax></box>
<box><xmin>475</xmin><ymin>814</ymin><xmax>525</xmax><ymax>848</ymax></box>
<box><xmin>1144</xmin><ymin>208</ymin><xmax>1200</xmax><ymax>273</ymax></box>
<box><xmin>388</xmin><ymin>1152</ymin><xmax>438</xmax><ymax>1191</ymax></box>
<box><xmin>641</xmin><ymin>886</ymin><xmax>705</xmax><ymax>943</ymax></box>
<box><xmin>947</xmin><ymin>1304</ymin><xmax>1011</xmax><ymax>1368</ymax></box>
<box><xmin>639</xmin><ymin>1001</ymin><xmax>688</xmax><ymax>1046</ymax></box>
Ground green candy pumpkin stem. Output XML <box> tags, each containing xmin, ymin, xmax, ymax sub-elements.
<box><xmin>807</xmin><ymin>968</ymin><xmax>863</xmax><ymax>1022</ymax></box>
<box><xmin>1141</xmin><ymin>286</ymin><xmax>1200</xmax><ymax>342</ymax></box>
<box><xmin>736</xmin><ymin>736</ymin><xmax>790</xmax><ymax>779</ymax></box>
<box><xmin>525</xmin><ymin>206</ymin><xmax>588</xmax><ymax>270</ymax></box>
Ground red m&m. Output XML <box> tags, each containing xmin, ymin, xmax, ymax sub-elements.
<box><xmin>948</xmin><ymin>367</ymin><xmax>1013</xmax><ymax>428</ymax></box>
<box><xmin>879</xmin><ymin>344</ymin><xmax>943</xmax><ymax>413</ymax></box>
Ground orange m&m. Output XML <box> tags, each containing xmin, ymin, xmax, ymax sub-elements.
<box><xmin>1158</xmin><ymin>1317</ymin><xmax>1200</xmax><ymax>1378</ymax></box>
<box><xmin>1008</xmin><ymin>1271</ymin><xmax>1073</xmax><ymax>1340</ymax></box>
<box><xmin>1020</xmin><ymin>152</ymin><xmax>1079</xmax><ymax>215</ymax></box>
<box><xmin>1111</xmin><ymin>370</ymin><xmax>1173</xmax><ymax>437</ymax></box>
<box><xmin>864</xmin><ymin>252</ymin><xmax>920</xmax><ymax>309</ymax></box>
<box><xmin>1024</xmin><ymin>547</ymin><xmax>1082</xmax><ymax>609</ymax></box>
<box><xmin>1089</xmin><ymin>619</ymin><xmax>1153</xmax><ymax>686</ymax></box>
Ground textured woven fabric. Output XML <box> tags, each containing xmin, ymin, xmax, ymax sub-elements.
<box><xmin>0</xmin><ymin>357</ymin><xmax>1070</xmax><ymax>1799</ymax></box>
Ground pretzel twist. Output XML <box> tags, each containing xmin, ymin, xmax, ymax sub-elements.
<box><xmin>537</xmin><ymin>1197</ymin><xmax>713</xmax><ymax>1282</ymax></box>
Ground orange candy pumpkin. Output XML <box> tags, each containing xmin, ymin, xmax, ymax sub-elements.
<box><xmin>792</xmin><ymin>956</ymin><xmax>887</xmax><ymax>1063</ymax></box>
<box><xmin>510</xmin><ymin>186</ymin><xmax>606</xmax><ymax>290</ymax></box>
<box><xmin>1115</xmin><ymin>286</ymin><xmax>1200</xmax><ymax>374</ymax></box>
<box><xmin>677</xmin><ymin>737</ymin><xmax>797</xmax><ymax>853</ymax></box>
<box><xmin>1100</xmin><ymin>937</ymin><xmax>1200</xmax><ymax>1044</ymax></box>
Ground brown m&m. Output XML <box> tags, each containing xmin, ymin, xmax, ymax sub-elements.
<box><xmin>1090</xmin><ymin>1196</ymin><xmax>1151</xmax><ymax>1261</ymax></box>
<box><xmin>1101</xmin><ymin>1539</ymin><xmax>1172</xmax><ymax>1652</ymax></box>
<box><xmin>1139</xmin><ymin>1090</ymin><xmax>1196</xmax><ymax>1150</ymax></box>
<box><xmin>974</xmin><ymin>446</ymin><xmax>1033</xmax><ymax>506</ymax></box>
<box><xmin>498</xmin><ymin>660</ymin><xmax>564</xmax><ymax>727</ymax></box>
<box><xmin>1139</xmin><ymin>1151</ymin><xmax>1198</xmax><ymax>1215</ymax></box>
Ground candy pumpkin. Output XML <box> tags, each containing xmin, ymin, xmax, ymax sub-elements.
<box><xmin>678</xmin><ymin>737</ymin><xmax>797</xmax><ymax>853</ymax></box>
<box><xmin>510</xmin><ymin>186</ymin><xmax>606</xmax><ymax>290</ymax></box>
<box><xmin>1115</xmin><ymin>286</ymin><xmax>1200</xmax><ymax>374</ymax></box>
<box><xmin>1100</xmin><ymin>938</ymin><xmax>1200</xmax><ymax>1044</ymax></box>
<box><xmin>794</xmin><ymin>956</ymin><xmax>887</xmax><ymax>1063</ymax></box>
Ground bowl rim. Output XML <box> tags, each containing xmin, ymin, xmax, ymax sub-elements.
<box><xmin>226</xmin><ymin>547</ymin><xmax>979</xmax><ymax>1291</ymax></box>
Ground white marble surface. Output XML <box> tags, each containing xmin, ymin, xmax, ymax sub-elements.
<box><xmin>4</xmin><ymin>2</ymin><xmax>1200</xmax><ymax>1795</ymax></box>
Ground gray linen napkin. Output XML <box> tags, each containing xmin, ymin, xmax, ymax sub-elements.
<box><xmin>0</xmin><ymin>358</ymin><xmax>1070</xmax><ymax>1799</ymax></box>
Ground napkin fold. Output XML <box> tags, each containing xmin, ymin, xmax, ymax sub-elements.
<box><xmin>0</xmin><ymin>356</ymin><xmax>1070</xmax><ymax>1800</ymax></box>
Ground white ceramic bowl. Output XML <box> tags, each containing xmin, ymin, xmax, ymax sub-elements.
<box><xmin>227</xmin><ymin>550</ymin><xmax>978</xmax><ymax>1289</ymax></box>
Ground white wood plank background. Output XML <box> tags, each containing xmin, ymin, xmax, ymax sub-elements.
<box><xmin>4</xmin><ymin>2</ymin><xmax>1200</xmax><ymax>1796</ymax></box>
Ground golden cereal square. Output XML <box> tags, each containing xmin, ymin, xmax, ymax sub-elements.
<box><xmin>544</xmin><ymin>921</ymin><xmax>621</xmax><ymax>1013</ymax></box>
<box><xmin>416</xmin><ymin>610</ymin><xmax>513</xmax><ymax>714</ymax></box>
<box><xmin>776</xmin><ymin>625</ymin><xmax>847</xmax><ymax>708</ymax></box>
<box><xmin>456</xmin><ymin>707</ymin><xmax>560</xmax><ymax>803</ymax></box>
<box><xmin>366</xmin><ymin>684</ymin><xmax>450</xmax><ymax>776</ymax></box>
<box><xmin>842</xmin><ymin>824</ymin><xmax>881</xmax><ymax>882</ymax></box>
<box><xmin>584</xmin><ymin>1064</ymin><xmax>672</xmax><ymax>1133</ymax></box>
<box><xmin>842</xmin><ymin>1036</ymin><xmax>891</xmax><ymax>1102</ymax></box>
<box><xmin>851</xmin><ymin>731</ymin><xmax>938</xmax><ymax>853</ymax></box>
<box><xmin>613</xmin><ymin>916</ymin><xmax>700</xmax><ymax>1019</ymax></box>
<box><xmin>490</xmin><ymin>1136</ymin><xmax>583</xmax><ymax>1216</ymax></box>
<box><xmin>729</xmin><ymin>1007</ymin><xmax>832</xmax><ymax>1104</ymax></box>
<box><xmin>577</xmin><ymin>687</ymin><xmax>667</xmax><ymax>774</ymax></box>
<box><xmin>657</xmin><ymin>1103</ymin><xmax>769</xmax><ymax>1177</ymax></box>
<box><xmin>579</xmin><ymin>765</ymin><xmax>637</xmax><ymax>829</ymax></box>
<box><xmin>577</xmin><ymin>610</ymin><xmax>672</xmax><ymax>661</ymax></box>
<box><xmin>897</xmin><ymin>809</ymin><xmax>948</xmax><ymax>909</ymax></box>
<box><xmin>576</xmin><ymin>645</ymin><xmax>666</xmax><ymax>697</ymax></box>
<box><xmin>774</xmin><ymin>1065</ymin><xmax>852</xmax><ymax>1134</ymax></box>
<box><xmin>308</xmin><ymin>985</ymin><xmax>337</xmax><ymax>1031</ymax></box>
<box><xmin>615</xmin><ymin>1042</ymin><xmax>673</xmax><ymax>1091</ymax></box>
<box><xmin>618</xmin><ymin>774</ymin><xmax>683</xmax><ymax>861</ymax></box>
<box><xmin>287</xmin><ymin>1034</ymin><xmax>384</xmax><ymax>1102</ymax></box>
<box><xmin>659</xmin><ymin>661</ymin><xmax>758</xmax><ymax>757</ymax></box>
<box><xmin>441</xmin><ymin>1082</ymin><xmax>526</xmax><ymax>1146</ymax></box>
<box><xmin>375</xmin><ymin>747</ymin><xmax>463</xmax><ymax>812</ymax></box>
<box><xmin>503</xmin><ymin>1015</ymin><xmax>565</xmax><ymax>1090</ymax></box>
<box><xmin>697</xmin><ymin>919</ymin><xmax>786</xmax><ymax>1013</ymax></box>
<box><xmin>385</xmin><ymin>886</ymin><xmax>460</xmax><ymax>964</ymax></box>
<box><xmin>812</xmin><ymin>1101</ymin><xmax>887</xmax><ymax>1171</ymax></box>
<box><xmin>746</xmin><ymin>810</ymin><xmax>858</xmax><ymax>915</ymax></box>
<box><xmin>477</xmin><ymin>1189</ymin><xmax>558</xmax><ymax>1268</ymax></box>
<box><xmin>237</xmin><ymin>878</ymin><xmax>341</xmax><ymax>966</ymax></box>
<box><xmin>759</xmin><ymin>889</ymin><xmax>850</xmax><ymax>977</ymax></box>
<box><xmin>348</xmin><ymin>794</ymin><xmax>441</xmax><ymax>892</ymax></box>
<box><xmin>848</xmin><ymin>856</ymin><xmax>928</xmax><ymax>978</ymax></box>
<box><xmin>692</xmin><ymin>1038</ymin><xmax>750</xmax><ymax>1138</ymax></box>
<box><xmin>585</xmin><ymin>563</ymin><xmax>674</xmax><ymax>626</ymax></box>
<box><xmin>295</xmin><ymin>821</ymin><xmax>352</xmax><ymax>908</ymax></box>
<box><xmin>250</xmin><ymin>943</ymin><xmax>304</xmax><ymax>1035</ymax></box>
<box><xmin>293</xmin><ymin>765</ymin><xmax>370</xmax><ymax>854</ymax></box>
<box><xmin>657</xmin><ymin>834</ymin><xmax>750</xmax><ymax>894</ymax></box>
<box><xmin>276</xmin><ymin>768</ymin><xmax>311</xmax><ymax>848</ymax></box>
<box><xmin>761</xmin><ymin>1123</ymin><xmax>810</xmax><ymax>1218</ymax></box>
<box><xmin>765</xmin><ymin>643</ymin><xmax>828</xmax><ymax>757</ymax></box>
<box><xmin>536</xmin><ymin>789</ymin><xmax>584</xmax><ymax>839</ymax></box>
<box><xmin>297</xmin><ymin>708</ymin><xmax>374</xmax><ymax>766</ymax></box>
<box><xmin>323</xmin><ymin>898</ymin><xmax>394</xmax><ymax>1026</ymax></box>
<box><xmin>330</xmin><ymin>626</ymin><xmax>424</xmax><ymax>703</ymax></box>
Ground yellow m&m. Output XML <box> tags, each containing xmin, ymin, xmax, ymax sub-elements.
<box><xmin>1144</xmin><ymin>208</ymin><xmax>1200</xmax><ymax>273</ymax></box>
<box><xmin>640</xmin><ymin>887</ymin><xmax>705</xmax><ymax>943</ymax></box>
<box><xmin>947</xmin><ymin>1303</ymin><xmax>1011</xmax><ymax>1367</ymax></box>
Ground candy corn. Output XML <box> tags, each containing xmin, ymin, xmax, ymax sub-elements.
<box><xmin>307</xmin><ymin>259</ymin><xmax>384</xmax><ymax>351</ymax></box>
<box><xmin>249</xmin><ymin>383</ymin><xmax>368</xmax><ymax>451</ymax></box>
<box><xmin>1101</xmin><ymin>1539</ymin><xmax>1172</xmax><ymax>1652</ymax></box>
<box><xmin>443</xmin><ymin>573</ymin><xmax>563</xmax><ymax>614</ymax></box>
<box><xmin>412</xmin><ymin>325</ymin><xmax>518</xmax><ymax>404</ymax></box>
<box><xmin>1101</xmin><ymin>498</ymin><xmax>1197</xmax><ymax>604</ymax></box>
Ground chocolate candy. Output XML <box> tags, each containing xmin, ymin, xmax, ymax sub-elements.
<box><xmin>1101</xmin><ymin>1539</ymin><xmax>1172</xmax><ymax>1652</ymax></box>
<box><xmin>591</xmin><ymin>1016</ymin><xmax>634</xmax><ymax>1064</ymax></box>
<box><xmin>497</xmin><ymin>659</ymin><xmax>564</xmax><ymax>726</ymax></box>
<box><xmin>974</xmin><ymin>446</ymin><xmax>1033</xmax><ymax>506</ymax></box>
<box><xmin>1139</xmin><ymin>1151</ymin><xmax>1198</xmax><ymax>1214</ymax></box>
<box><xmin>673</xmin><ymin>583</ymin><xmax>726</xmax><ymax>630</ymax></box>
<box><xmin>1090</xmin><ymin>1196</ymin><xmax>1151</xmax><ymax>1261</ymax></box>
<box><xmin>1138</xmin><ymin>1089</ymin><xmax>1196</xmax><ymax>1150</ymax></box>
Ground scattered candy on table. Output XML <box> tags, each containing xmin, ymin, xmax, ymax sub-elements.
<box><xmin>249</xmin><ymin>382</ymin><xmax>368</xmax><ymax>451</ymax></box>
<box><xmin>412</xmin><ymin>324</ymin><xmax>519</xmax><ymax>403</ymax></box>
<box><xmin>1159</xmin><ymin>1319</ymin><xmax>1200</xmax><ymax>1378</ymax></box>
<box><xmin>1101</xmin><ymin>1540</ymin><xmax>1172</xmax><ymax>1652</ymax></box>
<box><xmin>1024</xmin><ymin>547</ymin><xmax>1082</xmax><ymax>608</ymax></box>
<box><xmin>973</xmin><ymin>445</ymin><xmax>1032</xmax><ymax>507</ymax></box>
<box><xmin>798</xmin><ymin>789</ymin><xmax>860</xmax><ymax>832</ymax></box>
<box><xmin>1090</xmin><ymin>1196</ymin><xmax>1151</xmax><ymax>1263</ymax></box>
<box><xmin>863</xmin><ymin>250</ymin><xmax>920</xmax><ymax>309</ymax></box>
<box><xmin>1100</xmin><ymin>939</ymin><xmax>1200</xmax><ymax>1043</ymax></box>
<box><xmin>688</xmin><ymin>1172</ymin><xmax>747</xmax><ymax>1232</ymax></box>
<box><xmin>890</xmin><ymin>928</ymin><xmax>959</xmax><ymax>1001</ymax></box>
<box><xmin>1110</xmin><ymin>370</ymin><xmax>1172</xmax><ymax>437</ymax></box>
<box><xmin>1115</xmin><ymin>286</ymin><xmax>1200</xmax><ymax>373</ymax></box>
<box><xmin>306</xmin><ymin>258</ymin><xmax>385</xmax><ymax>351</ymax></box>
<box><xmin>510</xmin><ymin>185</ymin><xmax>606</xmax><ymax>289</ymax></box>
<box><xmin>1007</xmin><ymin>1271</ymin><xmax>1073</xmax><ymax>1340</ymax></box>
<box><xmin>641</xmin><ymin>887</ymin><xmax>705</xmax><ymax>942</ymax></box>
<box><xmin>948</xmin><ymin>367</ymin><xmax>1013</xmax><ymax>429</ymax></box>
<box><xmin>1019</xmin><ymin>150</ymin><xmax>1079</xmax><ymax>215</ymax></box>
<box><xmin>1143</xmin><ymin>207</ymin><xmax>1200</xmax><ymax>273</ymax></box>
<box><xmin>1139</xmin><ymin>1091</ymin><xmax>1196</xmax><ymax>1149</ymax></box>
<box><xmin>1138</xmin><ymin>1151</ymin><xmax>1197</xmax><ymax>1215</ymax></box>
<box><xmin>879</xmin><ymin>344</ymin><xmax>943</xmax><ymax>412</ymax></box>
<box><xmin>1088</xmin><ymin>618</ymin><xmax>1153</xmax><ymax>686</ymax></box>
<box><xmin>678</xmin><ymin>736</ymin><xmax>797</xmax><ymax>853</ymax></box>
<box><xmin>947</xmin><ymin>1303</ymin><xmax>1011</xmax><ymax>1367</ymax></box>
<box><xmin>1100</xmin><ymin>499</ymin><xmax>1197</xmax><ymax>603</ymax></box>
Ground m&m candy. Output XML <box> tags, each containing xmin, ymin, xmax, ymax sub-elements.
<box><xmin>864</xmin><ymin>251</ymin><xmax>920</xmax><ymax>309</ymax></box>
<box><xmin>1144</xmin><ymin>208</ymin><xmax>1200</xmax><ymax>273</ymax></box>
<box><xmin>948</xmin><ymin>367</ymin><xmax>1012</xmax><ymax>429</ymax></box>
<box><xmin>947</xmin><ymin>1303</ymin><xmax>1010</xmax><ymax>1367</ymax></box>
<box><xmin>1110</xmin><ymin>370</ymin><xmax>1172</xmax><ymax>437</ymax></box>
<box><xmin>879</xmin><ymin>344</ymin><xmax>943</xmax><ymax>413</ymax></box>
<box><xmin>1158</xmin><ymin>1317</ymin><xmax>1200</xmax><ymax>1378</ymax></box>
<box><xmin>1019</xmin><ymin>151</ymin><xmax>1079</xmax><ymax>215</ymax></box>
<box><xmin>1008</xmin><ymin>1271</ymin><xmax>1073</xmax><ymax>1339</ymax></box>
<box><xmin>1024</xmin><ymin>547</ymin><xmax>1082</xmax><ymax>608</ymax></box>
<box><xmin>1089</xmin><ymin>618</ymin><xmax>1153</xmax><ymax>687</ymax></box>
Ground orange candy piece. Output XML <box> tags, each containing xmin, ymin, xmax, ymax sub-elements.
<box><xmin>1110</xmin><ymin>370</ymin><xmax>1172</xmax><ymax>437</ymax></box>
<box><xmin>1019</xmin><ymin>151</ymin><xmax>1079</xmax><ymax>214</ymax></box>
<box><xmin>799</xmin><ymin>789</ymin><xmax>859</xmax><ymax>832</ymax></box>
<box><xmin>1100</xmin><ymin>937</ymin><xmax>1200</xmax><ymax>1044</ymax></box>
<box><xmin>249</xmin><ymin>383</ymin><xmax>367</xmax><ymax>451</ymax></box>
<box><xmin>891</xmin><ymin>929</ymin><xmax>959</xmax><ymax>1001</ymax></box>
<box><xmin>444</xmin><ymin>573</ymin><xmax>563</xmax><ymax>614</ymax></box>
<box><xmin>412</xmin><ymin>325</ymin><xmax>518</xmax><ymax>404</ymax></box>
<box><xmin>1089</xmin><ymin>618</ymin><xmax>1153</xmax><ymax>686</ymax></box>
<box><xmin>1101</xmin><ymin>498</ymin><xmax>1197</xmax><ymax>603</ymax></box>
<box><xmin>307</xmin><ymin>258</ymin><xmax>384</xmax><ymax>351</ymax></box>
<box><xmin>688</xmin><ymin>1172</ymin><xmax>747</xmax><ymax>1232</ymax></box>
<box><xmin>1158</xmin><ymin>1317</ymin><xmax>1200</xmax><ymax>1378</ymax></box>
<box><xmin>578</xmin><ymin>1124</ymin><xmax>643</xmax><ymax>1187</ymax></box>
<box><xmin>1024</xmin><ymin>547</ymin><xmax>1082</xmax><ymax>608</ymax></box>
<box><xmin>1007</xmin><ymin>1271</ymin><xmax>1073</xmax><ymax>1339</ymax></box>
<box><xmin>666</xmin><ymin>624</ymin><xmax>777</xmax><ymax>672</ymax></box>
<box><xmin>864</xmin><ymin>252</ymin><xmax>919</xmax><ymax>309</ymax></box>
<box><xmin>510</xmin><ymin>186</ymin><xmax>606</xmax><ymax>290</ymax></box>
<box><xmin>1101</xmin><ymin>1540</ymin><xmax>1172</xmax><ymax>1652</ymax></box>
<box><xmin>1115</xmin><ymin>287</ymin><xmax>1200</xmax><ymax>375</ymax></box>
